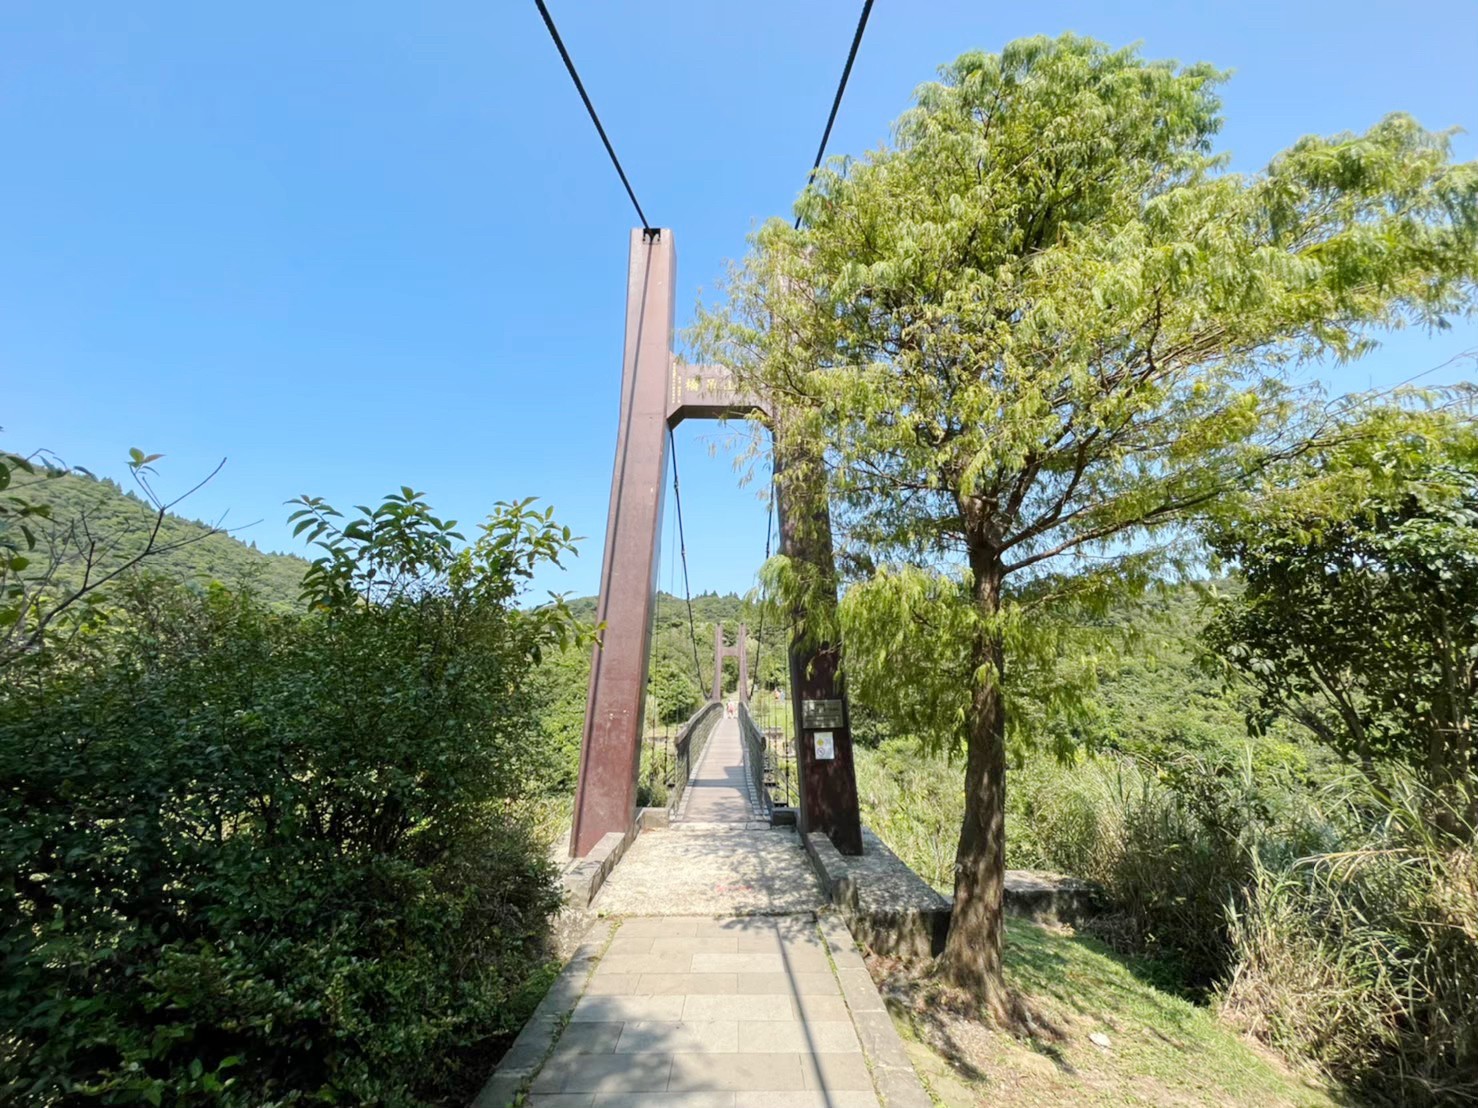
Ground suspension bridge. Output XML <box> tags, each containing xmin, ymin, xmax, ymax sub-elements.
<box><xmin>477</xmin><ymin>3</ymin><xmax>940</xmax><ymax>1105</ymax></box>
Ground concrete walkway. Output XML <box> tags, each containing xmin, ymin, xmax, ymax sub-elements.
<box><xmin>480</xmin><ymin>709</ymin><xmax>932</xmax><ymax>1108</ymax></box>
<box><xmin>592</xmin><ymin>825</ymin><xmax>824</xmax><ymax>916</ymax></box>
<box><xmin>525</xmin><ymin>915</ymin><xmax>885</xmax><ymax>1107</ymax></box>
<box><xmin>595</xmin><ymin>710</ymin><xmax>820</xmax><ymax>918</ymax></box>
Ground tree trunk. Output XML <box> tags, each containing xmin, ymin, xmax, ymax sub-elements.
<box><xmin>941</xmin><ymin>552</ymin><xmax>1010</xmax><ymax>1017</ymax></box>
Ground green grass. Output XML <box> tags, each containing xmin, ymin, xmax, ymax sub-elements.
<box><xmin>881</xmin><ymin>919</ymin><xmax>1339</xmax><ymax>1108</ymax></box>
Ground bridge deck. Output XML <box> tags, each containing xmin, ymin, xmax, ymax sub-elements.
<box><xmin>675</xmin><ymin>714</ymin><xmax>765</xmax><ymax>824</ymax></box>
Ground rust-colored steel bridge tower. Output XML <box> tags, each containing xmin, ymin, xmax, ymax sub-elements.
<box><xmin>569</xmin><ymin>229</ymin><xmax>862</xmax><ymax>858</ymax></box>
<box><xmin>712</xmin><ymin>623</ymin><xmax>749</xmax><ymax>704</ymax></box>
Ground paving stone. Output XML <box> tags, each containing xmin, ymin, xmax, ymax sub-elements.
<box><xmin>668</xmin><ymin>1052</ymin><xmax>808</xmax><ymax>1092</ymax></box>
<box><xmin>571</xmin><ymin>995</ymin><xmax>686</xmax><ymax>1022</ymax></box>
<box><xmin>835</xmin><ymin>967</ymin><xmax>885</xmax><ymax>1012</ymax></box>
<box><xmin>700</xmin><ymin>917</ymin><xmax>785</xmax><ymax>937</ymax></box>
<box><xmin>735</xmin><ymin>972</ymin><xmax>838</xmax><ymax>996</ymax></box>
<box><xmin>791</xmin><ymin>993</ymin><xmax>851</xmax><ymax>1021</ymax></box>
<box><xmin>734</xmin><ymin>933</ymin><xmax>785</xmax><ymax>952</ymax></box>
<box><xmin>800</xmin><ymin>1051</ymin><xmax>873</xmax><ymax>1091</ymax></box>
<box><xmin>779</xmin><ymin>929</ymin><xmax>828</xmax><ymax>949</ymax></box>
<box><xmin>634</xmin><ymin>972</ymin><xmax>740</xmax><ymax>995</ymax></box>
<box><xmin>604</xmin><ymin>934</ymin><xmax>657</xmax><ymax>954</ymax></box>
<box><xmin>531</xmin><ymin>1053</ymin><xmax>674</xmax><ymax>1094</ymax></box>
<box><xmin>734</xmin><ymin>1094</ymin><xmax>879</xmax><ymax>1108</ymax></box>
<box><xmin>774</xmin><ymin>950</ymin><xmax>833</xmax><ymax>973</ymax></box>
<box><xmin>583</xmin><ymin>973</ymin><xmax>642</xmax><ymax>995</ymax></box>
<box><xmin>617</xmin><ymin>917</ymin><xmax>702</xmax><ymax>937</ymax></box>
<box><xmin>616</xmin><ymin>1020</ymin><xmax>739</xmax><ymax>1054</ymax></box>
<box><xmin>652</xmin><ymin>935</ymin><xmax>739</xmax><ymax>954</ymax></box>
<box><xmin>597</xmin><ymin>953</ymin><xmax>694</xmax><ymax>975</ymax></box>
<box><xmin>682</xmin><ymin>993</ymin><xmax>797</xmax><ymax>1022</ymax></box>
<box><xmin>691</xmin><ymin>952</ymin><xmax>787</xmax><ymax>974</ymax></box>
<box><xmin>525</xmin><ymin>1095</ymin><xmax>597</xmax><ymax>1107</ymax></box>
<box><xmin>547</xmin><ymin>1022</ymin><xmax>623</xmax><ymax>1057</ymax></box>
<box><xmin>818</xmin><ymin>914</ymin><xmax>859</xmax><ymax>955</ymax></box>
<box><xmin>847</xmin><ymin>1008</ymin><xmax>912</xmax><ymax>1069</ymax></box>
<box><xmin>593</xmin><ymin>1096</ymin><xmax>736</xmax><ymax>1108</ymax></box>
<box><xmin>828</xmin><ymin>946</ymin><xmax>869</xmax><ymax>973</ymax></box>
<box><xmin>738</xmin><ymin>1020</ymin><xmax>861</xmax><ymax>1054</ymax></box>
<box><xmin>874</xmin><ymin>1065</ymin><xmax>935</xmax><ymax>1108</ymax></box>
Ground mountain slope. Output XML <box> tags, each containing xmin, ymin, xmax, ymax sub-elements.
<box><xmin>10</xmin><ymin>468</ymin><xmax>310</xmax><ymax>610</ymax></box>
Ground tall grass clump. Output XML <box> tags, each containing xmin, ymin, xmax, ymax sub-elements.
<box><xmin>853</xmin><ymin>739</ymin><xmax>963</xmax><ymax>890</ymax></box>
<box><xmin>1009</xmin><ymin>748</ymin><xmax>1333</xmax><ymax>991</ymax></box>
<box><xmin>1220</xmin><ymin>776</ymin><xmax>1478</xmax><ymax>1106</ymax></box>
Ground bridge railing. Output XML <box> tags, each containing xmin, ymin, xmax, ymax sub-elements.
<box><xmin>669</xmin><ymin>701</ymin><xmax>722</xmax><ymax>813</ymax></box>
<box><xmin>737</xmin><ymin>701</ymin><xmax>772</xmax><ymax>818</ymax></box>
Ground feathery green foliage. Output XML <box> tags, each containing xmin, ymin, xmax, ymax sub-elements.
<box><xmin>696</xmin><ymin>33</ymin><xmax>1478</xmax><ymax>1001</ymax></box>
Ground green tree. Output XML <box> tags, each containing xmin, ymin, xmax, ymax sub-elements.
<box><xmin>1205</xmin><ymin>402</ymin><xmax>1478</xmax><ymax>828</ymax></box>
<box><xmin>697</xmin><ymin>36</ymin><xmax>1478</xmax><ymax>1005</ymax></box>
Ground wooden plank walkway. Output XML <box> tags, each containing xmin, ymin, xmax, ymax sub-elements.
<box><xmin>675</xmin><ymin>713</ymin><xmax>765</xmax><ymax>824</ymax></box>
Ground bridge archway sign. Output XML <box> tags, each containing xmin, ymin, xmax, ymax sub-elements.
<box><xmin>568</xmin><ymin>229</ymin><xmax>863</xmax><ymax>858</ymax></box>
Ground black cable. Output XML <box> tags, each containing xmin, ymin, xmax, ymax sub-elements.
<box><xmin>794</xmin><ymin>0</ymin><xmax>875</xmax><ymax>229</ymax></box>
<box><xmin>668</xmin><ymin>430</ymin><xmax>706</xmax><ymax>695</ymax></box>
<box><xmin>533</xmin><ymin>0</ymin><xmax>654</xmax><ymax>233</ymax></box>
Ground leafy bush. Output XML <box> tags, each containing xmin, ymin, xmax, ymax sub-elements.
<box><xmin>0</xmin><ymin>492</ymin><xmax>580</xmax><ymax>1106</ymax></box>
<box><xmin>1205</xmin><ymin>406</ymin><xmax>1478</xmax><ymax>829</ymax></box>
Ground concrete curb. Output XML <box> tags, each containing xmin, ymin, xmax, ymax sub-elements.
<box><xmin>817</xmin><ymin>913</ymin><xmax>933</xmax><ymax>1108</ymax></box>
<box><xmin>559</xmin><ymin>808</ymin><xmax>668</xmax><ymax>910</ymax></box>
<box><xmin>805</xmin><ymin>830</ymin><xmax>951</xmax><ymax>959</ymax></box>
<box><xmin>469</xmin><ymin>918</ymin><xmax>617</xmax><ymax>1108</ymax></box>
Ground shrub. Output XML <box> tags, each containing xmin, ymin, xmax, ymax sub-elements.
<box><xmin>0</xmin><ymin>494</ymin><xmax>580</xmax><ymax>1106</ymax></box>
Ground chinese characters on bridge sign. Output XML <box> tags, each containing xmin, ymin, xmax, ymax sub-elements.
<box><xmin>801</xmin><ymin>698</ymin><xmax>845</xmax><ymax>729</ymax></box>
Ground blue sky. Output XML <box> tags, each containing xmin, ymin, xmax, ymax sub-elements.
<box><xmin>4</xmin><ymin>1</ymin><xmax>1475</xmax><ymax>601</ymax></box>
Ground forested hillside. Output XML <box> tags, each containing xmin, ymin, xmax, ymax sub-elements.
<box><xmin>11</xmin><ymin>468</ymin><xmax>310</xmax><ymax>609</ymax></box>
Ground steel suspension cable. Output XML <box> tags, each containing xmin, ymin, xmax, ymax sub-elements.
<box><xmin>533</xmin><ymin>0</ymin><xmax>654</xmax><ymax>233</ymax></box>
<box><xmin>794</xmin><ymin>0</ymin><xmax>876</xmax><ymax>229</ymax></box>
<box><xmin>667</xmin><ymin>429</ymin><xmax>706</xmax><ymax>695</ymax></box>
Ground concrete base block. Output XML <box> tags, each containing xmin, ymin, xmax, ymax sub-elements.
<box><xmin>561</xmin><ymin>808</ymin><xmax>655</xmax><ymax>909</ymax></box>
<box><xmin>804</xmin><ymin>825</ymin><xmax>1105</xmax><ymax>958</ymax></box>
<box><xmin>639</xmin><ymin>806</ymin><xmax>670</xmax><ymax>830</ymax></box>
<box><xmin>805</xmin><ymin>828</ymin><xmax>952</xmax><ymax>958</ymax></box>
<box><xmin>1003</xmin><ymin>869</ymin><xmax>1105</xmax><ymax>925</ymax></box>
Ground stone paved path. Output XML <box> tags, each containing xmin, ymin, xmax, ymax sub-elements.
<box><xmin>480</xmin><ymin>709</ymin><xmax>932</xmax><ymax>1108</ymax></box>
<box><xmin>595</xmin><ymin>709</ymin><xmax>822</xmax><ymax>918</ymax></box>
<box><xmin>526</xmin><ymin>915</ymin><xmax>883</xmax><ymax>1107</ymax></box>
<box><xmin>592</xmin><ymin>825</ymin><xmax>824</xmax><ymax>916</ymax></box>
